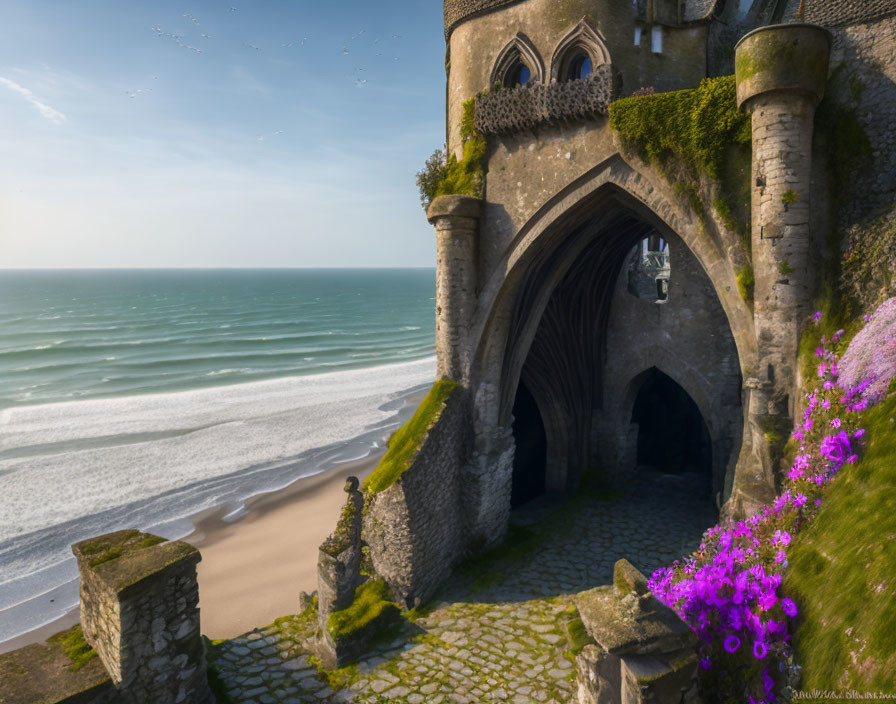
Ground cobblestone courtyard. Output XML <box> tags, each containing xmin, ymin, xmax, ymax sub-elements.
<box><xmin>207</xmin><ymin>474</ymin><xmax>717</xmax><ymax>703</ymax></box>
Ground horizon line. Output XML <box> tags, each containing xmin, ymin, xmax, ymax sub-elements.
<box><xmin>0</xmin><ymin>265</ymin><xmax>437</xmax><ymax>271</ymax></box>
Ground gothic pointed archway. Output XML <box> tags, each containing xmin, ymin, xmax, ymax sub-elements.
<box><xmin>461</xmin><ymin>155</ymin><xmax>756</xmax><ymax>543</ymax></box>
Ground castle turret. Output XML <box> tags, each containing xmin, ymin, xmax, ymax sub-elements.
<box><xmin>427</xmin><ymin>195</ymin><xmax>481</xmax><ymax>383</ymax></box>
<box><xmin>735</xmin><ymin>23</ymin><xmax>831</xmax><ymax>495</ymax></box>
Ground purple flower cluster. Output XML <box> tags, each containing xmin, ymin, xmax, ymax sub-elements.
<box><xmin>647</xmin><ymin>309</ymin><xmax>881</xmax><ymax>702</ymax></box>
<box><xmin>838</xmin><ymin>297</ymin><xmax>896</xmax><ymax>404</ymax></box>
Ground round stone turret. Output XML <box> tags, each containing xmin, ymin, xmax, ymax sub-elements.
<box><xmin>735</xmin><ymin>24</ymin><xmax>832</xmax><ymax>110</ymax></box>
<box><xmin>732</xmin><ymin>23</ymin><xmax>831</xmax><ymax>505</ymax></box>
<box><xmin>427</xmin><ymin>194</ymin><xmax>481</xmax><ymax>382</ymax></box>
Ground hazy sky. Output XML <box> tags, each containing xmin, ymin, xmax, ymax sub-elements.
<box><xmin>0</xmin><ymin>1</ymin><xmax>446</xmax><ymax>267</ymax></box>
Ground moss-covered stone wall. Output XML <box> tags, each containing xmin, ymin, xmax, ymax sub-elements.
<box><xmin>363</xmin><ymin>384</ymin><xmax>471</xmax><ymax>609</ymax></box>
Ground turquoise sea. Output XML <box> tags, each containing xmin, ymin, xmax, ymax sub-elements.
<box><xmin>0</xmin><ymin>269</ymin><xmax>436</xmax><ymax>646</ymax></box>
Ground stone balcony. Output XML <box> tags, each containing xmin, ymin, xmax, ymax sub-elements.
<box><xmin>474</xmin><ymin>64</ymin><xmax>616</xmax><ymax>136</ymax></box>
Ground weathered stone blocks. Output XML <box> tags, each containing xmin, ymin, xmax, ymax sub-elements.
<box><xmin>363</xmin><ymin>383</ymin><xmax>470</xmax><ymax>608</ymax></box>
<box><xmin>574</xmin><ymin>560</ymin><xmax>699</xmax><ymax>704</ymax></box>
<box><xmin>71</xmin><ymin>530</ymin><xmax>212</xmax><ymax>704</ymax></box>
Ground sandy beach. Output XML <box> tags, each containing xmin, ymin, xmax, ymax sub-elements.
<box><xmin>187</xmin><ymin>452</ymin><xmax>382</xmax><ymax>639</ymax></box>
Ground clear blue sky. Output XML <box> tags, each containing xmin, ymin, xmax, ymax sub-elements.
<box><xmin>0</xmin><ymin>1</ymin><xmax>446</xmax><ymax>267</ymax></box>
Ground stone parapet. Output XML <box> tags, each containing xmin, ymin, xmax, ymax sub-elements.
<box><xmin>474</xmin><ymin>67</ymin><xmax>614</xmax><ymax>136</ymax></box>
<box><xmin>574</xmin><ymin>560</ymin><xmax>699</xmax><ymax>704</ymax></box>
<box><xmin>0</xmin><ymin>634</ymin><xmax>116</xmax><ymax>704</ymax></box>
<box><xmin>71</xmin><ymin>531</ymin><xmax>212</xmax><ymax>704</ymax></box>
<box><xmin>735</xmin><ymin>24</ymin><xmax>831</xmax><ymax>109</ymax></box>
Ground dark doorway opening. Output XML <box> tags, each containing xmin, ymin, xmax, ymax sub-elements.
<box><xmin>511</xmin><ymin>380</ymin><xmax>547</xmax><ymax>507</ymax></box>
<box><xmin>631</xmin><ymin>368</ymin><xmax>712</xmax><ymax>483</ymax></box>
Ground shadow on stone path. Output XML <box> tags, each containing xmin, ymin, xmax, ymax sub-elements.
<box><xmin>208</xmin><ymin>473</ymin><xmax>717</xmax><ymax>704</ymax></box>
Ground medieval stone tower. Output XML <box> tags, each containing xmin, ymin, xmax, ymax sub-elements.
<box><xmin>324</xmin><ymin>0</ymin><xmax>896</xmax><ymax>618</ymax></box>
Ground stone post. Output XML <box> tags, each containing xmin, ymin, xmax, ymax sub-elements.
<box><xmin>574</xmin><ymin>560</ymin><xmax>699</xmax><ymax>704</ymax></box>
<box><xmin>72</xmin><ymin>530</ymin><xmax>213</xmax><ymax>704</ymax></box>
<box><xmin>735</xmin><ymin>23</ymin><xmax>830</xmax><ymax>495</ymax></box>
<box><xmin>317</xmin><ymin>478</ymin><xmax>365</xmax><ymax>631</ymax></box>
<box><xmin>427</xmin><ymin>194</ymin><xmax>481</xmax><ymax>383</ymax></box>
<box><xmin>315</xmin><ymin>477</ymin><xmax>365</xmax><ymax>668</ymax></box>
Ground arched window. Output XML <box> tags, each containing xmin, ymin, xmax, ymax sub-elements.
<box><xmin>508</xmin><ymin>62</ymin><xmax>532</xmax><ymax>88</ymax></box>
<box><xmin>626</xmin><ymin>234</ymin><xmax>670</xmax><ymax>302</ymax></box>
<box><xmin>491</xmin><ymin>33</ymin><xmax>545</xmax><ymax>89</ymax></box>
<box><xmin>563</xmin><ymin>51</ymin><xmax>593</xmax><ymax>81</ymax></box>
<box><xmin>550</xmin><ymin>19</ymin><xmax>610</xmax><ymax>83</ymax></box>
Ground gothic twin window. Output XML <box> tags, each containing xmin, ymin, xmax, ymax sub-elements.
<box><xmin>491</xmin><ymin>20</ymin><xmax>609</xmax><ymax>89</ymax></box>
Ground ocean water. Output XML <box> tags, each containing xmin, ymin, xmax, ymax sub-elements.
<box><xmin>0</xmin><ymin>269</ymin><xmax>437</xmax><ymax>645</ymax></box>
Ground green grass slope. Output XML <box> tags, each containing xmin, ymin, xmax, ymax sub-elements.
<box><xmin>785</xmin><ymin>394</ymin><xmax>896</xmax><ymax>691</ymax></box>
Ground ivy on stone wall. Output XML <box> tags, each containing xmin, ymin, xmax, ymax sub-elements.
<box><xmin>608</xmin><ymin>75</ymin><xmax>751</xmax><ymax>182</ymax></box>
<box><xmin>609</xmin><ymin>75</ymin><xmax>754</xmax><ymax>305</ymax></box>
<box><xmin>363</xmin><ymin>380</ymin><xmax>459</xmax><ymax>494</ymax></box>
<box><xmin>416</xmin><ymin>98</ymin><xmax>486</xmax><ymax>208</ymax></box>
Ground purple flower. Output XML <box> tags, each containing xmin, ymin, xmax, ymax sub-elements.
<box><xmin>817</xmin><ymin>362</ymin><xmax>827</xmax><ymax>378</ymax></box>
<box><xmin>782</xmin><ymin>598</ymin><xmax>798</xmax><ymax>618</ymax></box>
<box><xmin>831</xmin><ymin>417</ymin><xmax>842</xmax><ymax>429</ymax></box>
<box><xmin>822</xmin><ymin>398</ymin><xmax>831</xmax><ymax>410</ymax></box>
<box><xmin>762</xmin><ymin>669</ymin><xmax>775</xmax><ymax>695</ymax></box>
<box><xmin>774</xmin><ymin>550</ymin><xmax>787</xmax><ymax>564</ymax></box>
<box><xmin>758</xmin><ymin>591</ymin><xmax>778</xmax><ymax>611</ymax></box>
<box><xmin>723</xmin><ymin>635</ymin><xmax>741</xmax><ymax>653</ymax></box>
<box><xmin>815</xmin><ymin>498</ymin><xmax>822</xmax><ymax>507</ymax></box>
<box><xmin>793</xmin><ymin>493</ymin><xmax>808</xmax><ymax>509</ymax></box>
<box><xmin>813</xmin><ymin>311</ymin><xmax>822</xmax><ymax>322</ymax></box>
<box><xmin>773</xmin><ymin>529</ymin><xmax>792</xmax><ymax>546</ymax></box>
<box><xmin>753</xmin><ymin>640</ymin><xmax>769</xmax><ymax>659</ymax></box>
<box><xmin>820</xmin><ymin>431</ymin><xmax>853</xmax><ymax>469</ymax></box>
<box><xmin>815</xmin><ymin>346</ymin><xmax>825</xmax><ymax>357</ymax></box>
<box><xmin>853</xmin><ymin>429</ymin><xmax>866</xmax><ymax>439</ymax></box>
<box><xmin>699</xmin><ymin>657</ymin><xmax>711</xmax><ymax>671</ymax></box>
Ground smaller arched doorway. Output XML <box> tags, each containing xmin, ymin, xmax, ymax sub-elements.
<box><xmin>630</xmin><ymin>368</ymin><xmax>712</xmax><ymax>494</ymax></box>
<box><xmin>510</xmin><ymin>380</ymin><xmax>547</xmax><ymax>507</ymax></box>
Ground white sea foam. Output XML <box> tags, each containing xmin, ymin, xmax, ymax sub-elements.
<box><xmin>0</xmin><ymin>356</ymin><xmax>436</xmax><ymax>643</ymax></box>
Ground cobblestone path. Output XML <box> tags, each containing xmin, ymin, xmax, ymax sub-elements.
<box><xmin>207</xmin><ymin>474</ymin><xmax>717</xmax><ymax>704</ymax></box>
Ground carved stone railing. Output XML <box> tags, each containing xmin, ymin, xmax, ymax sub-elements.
<box><xmin>474</xmin><ymin>65</ymin><xmax>615</xmax><ymax>136</ymax></box>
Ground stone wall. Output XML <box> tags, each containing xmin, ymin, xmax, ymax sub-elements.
<box><xmin>827</xmin><ymin>14</ymin><xmax>896</xmax><ymax>227</ymax></box>
<box><xmin>446</xmin><ymin>0</ymin><xmax>709</xmax><ymax>159</ymax></box>
<box><xmin>1</xmin><ymin>532</ymin><xmax>212</xmax><ymax>704</ymax></box>
<box><xmin>0</xmin><ymin>633</ymin><xmax>117</xmax><ymax>704</ymax></box>
<box><xmin>597</xmin><ymin>232</ymin><xmax>743</xmax><ymax>499</ymax></box>
<box><xmin>364</xmin><ymin>386</ymin><xmax>471</xmax><ymax>608</ymax></box>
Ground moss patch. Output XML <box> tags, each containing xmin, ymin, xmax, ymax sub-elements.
<box><xmin>78</xmin><ymin>530</ymin><xmax>167</xmax><ymax>568</ymax></box>
<box><xmin>565</xmin><ymin>615</ymin><xmax>594</xmax><ymax>657</ymax></box>
<box><xmin>609</xmin><ymin>75</ymin><xmax>752</xmax><ymax>243</ymax></box>
<box><xmin>327</xmin><ymin>579</ymin><xmax>401</xmax><ymax>645</ymax></box>
<box><xmin>609</xmin><ymin>75</ymin><xmax>751</xmax><ymax>182</ymax></box>
<box><xmin>737</xmin><ymin>265</ymin><xmax>755</xmax><ymax>312</ymax></box>
<box><xmin>363</xmin><ymin>380</ymin><xmax>459</xmax><ymax>494</ymax></box>
<box><xmin>785</xmin><ymin>394</ymin><xmax>896</xmax><ymax>691</ymax></box>
<box><xmin>46</xmin><ymin>625</ymin><xmax>97</xmax><ymax>672</ymax></box>
<box><xmin>320</xmin><ymin>493</ymin><xmax>360</xmax><ymax>558</ymax></box>
<box><xmin>435</xmin><ymin>97</ymin><xmax>486</xmax><ymax>200</ymax></box>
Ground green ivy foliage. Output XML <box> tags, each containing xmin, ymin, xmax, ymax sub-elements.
<box><xmin>363</xmin><ymin>380</ymin><xmax>459</xmax><ymax>494</ymax></box>
<box><xmin>608</xmin><ymin>75</ymin><xmax>751</xmax><ymax>181</ymax></box>
<box><xmin>416</xmin><ymin>97</ymin><xmax>486</xmax><ymax>208</ymax></box>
